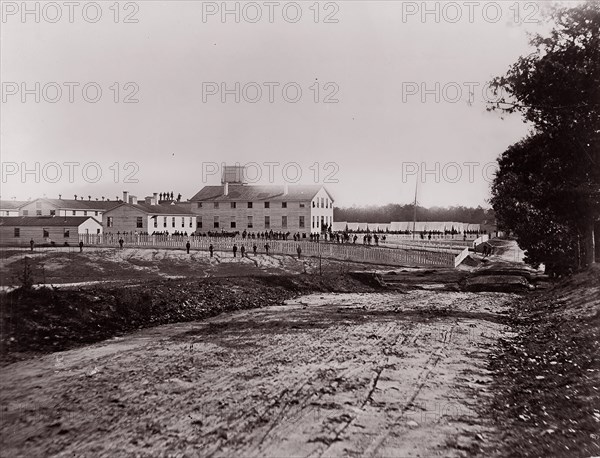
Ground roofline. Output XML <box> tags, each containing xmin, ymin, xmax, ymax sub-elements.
<box><xmin>190</xmin><ymin>184</ymin><xmax>333</xmax><ymax>202</ymax></box>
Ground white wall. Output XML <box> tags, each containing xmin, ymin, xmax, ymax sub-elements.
<box><xmin>310</xmin><ymin>187</ymin><xmax>334</xmax><ymax>233</ymax></box>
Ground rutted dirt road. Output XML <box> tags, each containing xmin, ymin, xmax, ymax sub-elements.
<box><xmin>0</xmin><ymin>289</ymin><xmax>517</xmax><ymax>457</ymax></box>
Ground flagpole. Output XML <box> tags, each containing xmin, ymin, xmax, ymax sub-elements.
<box><xmin>412</xmin><ymin>177</ymin><xmax>418</xmax><ymax>240</ymax></box>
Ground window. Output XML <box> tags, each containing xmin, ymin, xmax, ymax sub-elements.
<box><xmin>14</xmin><ymin>228</ymin><xmax>20</xmax><ymax>237</ymax></box>
<box><xmin>282</xmin><ymin>216</ymin><xmax>287</xmax><ymax>228</ymax></box>
<box><xmin>163</xmin><ymin>217</ymin><xmax>167</xmax><ymax>228</ymax></box>
<box><xmin>312</xmin><ymin>201</ymin><xmax>315</xmax><ymax>208</ymax></box>
<box><xmin>299</xmin><ymin>203</ymin><xmax>305</xmax><ymax>208</ymax></box>
<box><xmin>43</xmin><ymin>229</ymin><xmax>49</xmax><ymax>238</ymax></box>
<box><xmin>197</xmin><ymin>219</ymin><xmax>203</xmax><ymax>229</ymax></box>
<box><xmin>264</xmin><ymin>202</ymin><xmax>270</xmax><ymax>209</ymax></box>
<box><xmin>247</xmin><ymin>202</ymin><xmax>253</xmax><ymax>209</ymax></box>
<box><xmin>154</xmin><ymin>218</ymin><xmax>158</xmax><ymax>228</ymax></box>
<box><xmin>64</xmin><ymin>229</ymin><xmax>70</xmax><ymax>238</ymax></box>
<box><xmin>72</xmin><ymin>211</ymin><xmax>76</xmax><ymax>215</ymax></box>
<box><xmin>321</xmin><ymin>197</ymin><xmax>325</xmax><ymax>208</ymax></box>
<box><xmin>197</xmin><ymin>202</ymin><xmax>202</xmax><ymax>209</ymax></box>
<box><xmin>282</xmin><ymin>202</ymin><xmax>287</xmax><ymax>208</ymax></box>
<box><xmin>95</xmin><ymin>211</ymin><xmax>99</xmax><ymax>216</ymax></box>
<box><xmin>182</xmin><ymin>217</ymin><xmax>185</xmax><ymax>228</ymax></box>
<box><xmin>36</xmin><ymin>210</ymin><xmax>42</xmax><ymax>216</ymax></box>
<box><xmin>247</xmin><ymin>216</ymin><xmax>253</xmax><ymax>228</ymax></box>
<box><xmin>299</xmin><ymin>216</ymin><xmax>305</xmax><ymax>228</ymax></box>
<box><xmin>22</xmin><ymin>210</ymin><xmax>29</xmax><ymax>216</ymax></box>
<box><xmin>137</xmin><ymin>217</ymin><xmax>143</xmax><ymax>228</ymax></box>
<box><xmin>171</xmin><ymin>217</ymin><xmax>176</xmax><ymax>228</ymax></box>
<box><xmin>97</xmin><ymin>229</ymin><xmax>101</xmax><ymax>234</ymax></box>
<box><xmin>265</xmin><ymin>216</ymin><xmax>270</xmax><ymax>229</ymax></box>
<box><xmin>214</xmin><ymin>202</ymin><xmax>219</xmax><ymax>209</ymax></box>
<box><xmin>230</xmin><ymin>221</ymin><xmax>236</xmax><ymax>229</ymax></box>
<box><xmin>214</xmin><ymin>216</ymin><xmax>219</xmax><ymax>229</ymax></box>
<box><xmin>107</xmin><ymin>217</ymin><xmax>113</xmax><ymax>227</ymax></box>
<box><xmin>231</xmin><ymin>202</ymin><xmax>236</xmax><ymax>209</ymax></box>
<box><xmin>50</xmin><ymin>210</ymin><xmax>56</xmax><ymax>216</ymax></box>
<box><xmin>189</xmin><ymin>219</ymin><xmax>193</xmax><ymax>228</ymax></box>
<box><xmin>83</xmin><ymin>211</ymin><xmax>88</xmax><ymax>216</ymax></box>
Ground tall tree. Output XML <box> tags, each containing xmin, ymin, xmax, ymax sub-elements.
<box><xmin>489</xmin><ymin>1</ymin><xmax>600</xmax><ymax>271</ymax></box>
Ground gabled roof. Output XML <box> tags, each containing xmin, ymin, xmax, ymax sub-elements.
<box><xmin>190</xmin><ymin>184</ymin><xmax>331</xmax><ymax>202</ymax></box>
<box><xmin>103</xmin><ymin>202</ymin><xmax>195</xmax><ymax>216</ymax></box>
<box><xmin>20</xmin><ymin>198</ymin><xmax>121</xmax><ymax>211</ymax></box>
<box><xmin>0</xmin><ymin>216</ymin><xmax>102</xmax><ymax>227</ymax></box>
<box><xmin>0</xmin><ymin>200</ymin><xmax>27</xmax><ymax>210</ymax></box>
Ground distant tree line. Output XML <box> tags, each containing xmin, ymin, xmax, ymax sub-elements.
<box><xmin>333</xmin><ymin>204</ymin><xmax>493</xmax><ymax>225</ymax></box>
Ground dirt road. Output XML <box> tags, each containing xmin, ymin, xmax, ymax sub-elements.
<box><xmin>0</xmin><ymin>288</ymin><xmax>517</xmax><ymax>457</ymax></box>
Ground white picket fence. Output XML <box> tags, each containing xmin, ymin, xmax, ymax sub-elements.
<box><xmin>78</xmin><ymin>234</ymin><xmax>461</xmax><ymax>267</ymax></box>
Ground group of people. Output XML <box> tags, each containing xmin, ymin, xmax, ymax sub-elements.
<box><xmin>158</xmin><ymin>192</ymin><xmax>182</xmax><ymax>202</ymax></box>
<box><xmin>240</xmin><ymin>230</ymin><xmax>292</xmax><ymax>241</ymax></box>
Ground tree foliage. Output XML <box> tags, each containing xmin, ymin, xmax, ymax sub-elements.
<box><xmin>489</xmin><ymin>1</ymin><xmax>600</xmax><ymax>273</ymax></box>
<box><xmin>334</xmin><ymin>204</ymin><xmax>493</xmax><ymax>225</ymax></box>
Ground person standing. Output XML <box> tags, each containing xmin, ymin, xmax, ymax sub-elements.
<box><xmin>186</xmin><ymin>240</ymin><xmax>191</xmax><ymax>254</ymax></box>
<box><xmin>209</xmin><ymin>244</ymin><xmax>214</xmax><ymax>257</ymax></box>
<box><xmin>30</xmin><ymin>239</ymin><xmax>34</xmax><ymax>252</ymax></box>
<box><xmin>240</xmin><ymin>245</ymin><xmax>246</xmax><ymax>257</ymax></box>
<box><xmin>119</xmin><ymin>238</ymin><xmax>124</xmax><ymax>249</ymax></box>
<box><xmin>264</xmin><ymin>243</ymin><xmax>269</xmax><ymax>255</ymax></box>
<box><xmin>233</xmin><ymin>244</ymin><xmax>238</xmax><ymax>257</ymax></box>
<box><xmin>79</xmin><ymin>241</ymin><xmax>84</xmax><ymax>253</ymax></box>
<box><xmin>253</xmin><ymin>244</ymin><xmax>257</xmax><ymax>256</ymax></box>
<box><xmin>297</xmin><ymin>245</ymin><xmax>302</xmax><ymax>259</ymax></box>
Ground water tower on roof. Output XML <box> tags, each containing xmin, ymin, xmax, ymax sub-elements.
<box><xmin>221</xmin><ymin>165</ymin><xmax>247</xmax><ymax>184</ymax></box>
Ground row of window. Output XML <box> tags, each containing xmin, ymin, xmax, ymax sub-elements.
<box><xmin>198</xmin><ymin>215</ymin><xmax>305</xmax><ymax>229</ymax></box>
<box><xmin>313</xmin><ymin>215</ymin><xmax>333</xmax><ymax>228</ymax></box>
<box><xmin>197</xmin><ymin>198</ymin><xmax>332</xmax><ymax>210</ymax></box>
<box><xmin>106</xmin><ymin>216</ymin><xmax>194</xmax><ymax>229</ymax></box>
<box><xmin>22</xmin><ymin>210</ymin><xmax>100</xmax><ymax>216</ymax></box>
<box><xmin>13</xmin><ymin>228</ymin><xmax>100</xmax><ymax>237</ymax></box>
<box><xmin>198</xmin><ymin>201</ymin><xmax>303</xmax><ymax>210</ymax></box>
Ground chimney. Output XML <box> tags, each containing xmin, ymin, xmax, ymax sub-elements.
<box><xmin>283</xmin><ymin>183</ymin><xmax>289</xmax><ymax>196</ymax></box>
<box><xmin>123</xmin><ymin>191</ymin><xmax>129</xmax><ymax>203</ymax></box>
<box><xmin>129</xmin><ymin>195</ymin><xmax>138</xmax><ymax>205</ymax></box>
<box><xmin>224</xmin><ymin>182</ymin><xmax>229</xmax><ymax>196</ymax></box>
<box><xmin>153</xmin><ymin>192</ymin><xmax>158</xmax><ymax>204</ymax></box>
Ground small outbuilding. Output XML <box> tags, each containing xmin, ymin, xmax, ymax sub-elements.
<box><xmin>0</xmin><ymin>216</ymin><xmax>102</xmax><ymax>246</ymax></box>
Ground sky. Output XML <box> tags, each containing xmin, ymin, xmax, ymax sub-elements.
<box><xmin>0</xmin><ymin>0</ymin><xmax>577</xmax><ymax>208</ymax></box>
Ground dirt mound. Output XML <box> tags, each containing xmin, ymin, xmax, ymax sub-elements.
<box><xmin>463</xmin><ymin>275</ymin><xmax>533</xmax><ymax>293</ymax></box>
<box><xmin>0</xmin><ymin>273</ymin><xmax>382</xmax><ymax>365</ymax></box>
<box><xmin>477</xmin><ymin>266</ymin><xmax>600</xmax><ymax>457</ymax></box>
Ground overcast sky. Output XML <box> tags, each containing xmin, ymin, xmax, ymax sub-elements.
<box><xmin>1</xmin><ymin>1</ymin><xmax>576</xmax><ymax>207</ymax></box>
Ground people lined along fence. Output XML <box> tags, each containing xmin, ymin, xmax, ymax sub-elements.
<box><xmin>78</xmin><ymin>233</ymin><xmax>460</xmax><ymax>267</ymax></box>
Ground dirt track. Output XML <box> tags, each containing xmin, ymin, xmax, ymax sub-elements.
<box><xmin>0</xmin><ymin>289</ymin><xmax>516</xmax><ymax>457</ymax></box>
